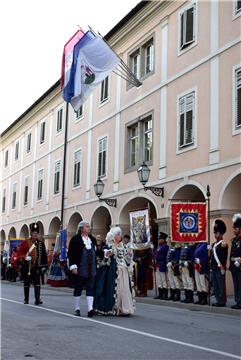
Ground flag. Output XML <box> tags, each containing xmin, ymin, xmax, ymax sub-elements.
<box><xmin>61</xmin><ymin>29</ymin><xmax>85</xmax><ymax>91</ymax></box>
<box><xmin>69</xmin><ymin>36</ymin><xmax>120</xmax><ymax>111</ymax></box>
<box><xmin>3</xmin><ymin>240</ymin><xmax>10</xmax><ymax>265</ymax></box>
<box><xmin>59</xmin><ymin>229</ymin><xmax>67</xmax><ymax>261</ymax></box>
<box><xmin>129</xmin><ymin>209</ymin><xmax>151</xmax><ymax>250</ymax></box>
<box><xmin>63</xmin><ymin>30</ymin><xmax>96</xmax><ymax>103</ymax></box>
<box><xmin>171</xmin><ymin>202</ymin><xmax>207</xmax><ymax>243</ymax></box>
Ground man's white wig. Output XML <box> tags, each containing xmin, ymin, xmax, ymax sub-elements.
<box><xmin>106</xmin><ymin>226</ymin><xmax>122</xmax><ymax>244</ymax></box>
<box><xmin>77</xmin><ymin>220</ymin><xmax>90</xmax><ymax>232</ymax></box>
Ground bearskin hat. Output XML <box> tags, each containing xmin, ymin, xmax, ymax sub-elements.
<box><xmin>159</xmin><ymin>232</ymin><xmax>168</xmax><ymax>240</ymax></box>
<box><xmin>232</xmin><ymin>214</ymin><xmax>241</xmax><ymax>229</ymax></box>
<box><xmin>29</xmin><ymin>222</ymin><xmax>39</xmax><ymax>233</ymax></box>
<box><xmin>213</xmin><ymin>219</ymin><xmax>227</xmax><ymax>235</ymax></box>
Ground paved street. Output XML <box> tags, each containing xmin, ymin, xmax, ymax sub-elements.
<box><xmin>1</xmin><ymin>282</ymin><xmax>241</xmax><ymax>360</ymax></box>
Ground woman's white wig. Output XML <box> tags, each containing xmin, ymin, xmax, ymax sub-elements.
<box><xmin>106</xmin><ymin>226</ymin><xmax>122</xmax><ymax>244</ymax></box>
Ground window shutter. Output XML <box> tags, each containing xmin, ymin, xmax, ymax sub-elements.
<box><xmin>237</xmin><ymin>0</ymin><xmax>241</xmax><ymax>12</ymax></box>
<box><xmin>236</xmin><ymin>69</ymin><xmax>241</xmax><ymax>127</ymax></box>
<box><xmin>180</xmin><ymin>13</ymin><xmax>184</xmax><ymax>48</ymax></box>
<box><xmin>186</xmin><ymin>7</ymin><xmax>194</xmax><ymax>44</ymax></box>
<box><xmin>180</xmin><ymin>113</ymin><xmax>185</xmax><ymax>147</ymax></box>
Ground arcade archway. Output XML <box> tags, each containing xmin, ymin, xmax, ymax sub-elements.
<box><xmin>19</xmin><ymin>224</ymin><xmax>29</xmax><ymax>239</ymax></box>
<box><xmin>91</xmin><ymin>206</ymin><xmax>112</xmax><ymax>239</ymax></box>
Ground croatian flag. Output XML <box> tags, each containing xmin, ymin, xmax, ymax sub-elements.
<box><xmin>61</xmin><ymin>30</ymin><xmax>85</xmax><ymax>92</ymax></box>
<box><xmin>70</xmin><ymin>36</ymin><xmax>120</xmax><ymax>111</ymax></box>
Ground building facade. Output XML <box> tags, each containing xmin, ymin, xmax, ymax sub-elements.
<box><xmin>0</xmin><ymin>1</ymin><xmax>241</xmax><ymax>292</ymax></box>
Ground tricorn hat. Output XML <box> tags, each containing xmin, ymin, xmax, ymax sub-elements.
<box><xmin>159</xmin><ymin>232</ymin><xmax>168</xmax><ymax>240</ymax></box>
<box><xmin>233</xmin><ymin>214</ymin><xmax>241</xmax><ymax>229</ymax></box>
<box><xmin>29</xmin><ymin>222</ymin><xmax>39</xmax><ymax>233</ymax></box>
<box><xmin>213</xmin><ymin>219</ymin><xmax>226</xmax><ymax>235</ymax></box>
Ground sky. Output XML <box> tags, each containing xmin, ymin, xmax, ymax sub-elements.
<box><xmin>0</xmin><ymin>0</ymin><xmax>140</xmax><ymax>134</ymax></box>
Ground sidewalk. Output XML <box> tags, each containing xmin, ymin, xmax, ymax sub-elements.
<box><xmin>2</xmin><ymin>280</ymin><xmax>240</xmax><ymax>317</ymax></box>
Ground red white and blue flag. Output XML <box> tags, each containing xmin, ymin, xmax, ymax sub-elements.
<box><xmin>171</xmin><ymin>202</ymin><xmax>207</xmax><ymax>243</ymax></box>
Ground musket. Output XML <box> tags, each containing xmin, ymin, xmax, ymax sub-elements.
<box><xmin>26</xmin><ymin>241</ymin><xmax>37</xmax><ymax>276</ymax></box>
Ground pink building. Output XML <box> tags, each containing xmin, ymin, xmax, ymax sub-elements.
<box><xmin>0</xmin><ymin>1</ymin><xmax>240</xmax><ymax>292</ymax></box>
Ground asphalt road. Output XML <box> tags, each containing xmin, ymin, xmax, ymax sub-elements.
<box><xmin>1</xmin><ymin>283</ymin><xmax>241</xmax><ymax>360</ymax></box>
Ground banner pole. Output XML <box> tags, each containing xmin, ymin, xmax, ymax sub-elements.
<box><xmin>148</xmin><ymin>202</ymin><xmax>157</xmax><ymax>297</ymax></box>
<box><xmin>206</xmin><ymin>185</ymin><xmax>211</xmax><ymax>306</ymax></box>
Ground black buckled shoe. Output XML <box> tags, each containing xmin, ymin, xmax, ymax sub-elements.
<box><xmin>74</xmin><ymin>309</ymin><xmax>81</xmax><ymax>316</ymax></box>
<box><xmin>88</xmin><ymin>310</ymin><xmax>96</xmax><ymax>318</ymax></box>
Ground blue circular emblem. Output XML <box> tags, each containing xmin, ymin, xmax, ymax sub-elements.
<box><xmin>180</xmin><ymin>213</ymin><xmax>198</xmax><ymax>233</ymax></box>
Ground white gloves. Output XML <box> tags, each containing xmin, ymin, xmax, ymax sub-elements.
<box><xmin>25</xmin><ymin>256</ymin><xmax>32</xmax><ymax>261</ymax></box>
<box><xmin>234</xmin><ymin>260</ymin><xmax>240</xmax><ymax>268</ymax></box>
<box><xmin>195</xmin><ymin>258</ymin><xmax>200</xmax><ymax>264</ymax></box>
<box><xmin>184</xmin><ymin>261</ymin><xmax>188</xmax><ymax>267</ymax></box>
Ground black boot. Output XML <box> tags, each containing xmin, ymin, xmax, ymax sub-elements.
<box><xmin>162</xmin><ymin>288</ymin><xmax>168</xmax><ymax>300</ymax></box>
<box><xmin>200</xmin><ymin>292</ymin><xmax>208</xmax><ymax>305</ymax></box>
<box><xmin>194</xmin><ymin>292</ymin><xmax>202</xmax><ymax>304</ymax></box>
<box><xmin>34</xmin><ymin>286</ymin><xmax>43</xmax><ymax>305</ymax></box>
<box><xmin>154</xmin><ymin>288</ymin><xmax>163</xmax><ymax>299</ymax></box>
<box><xmin>174</xmin><ymin>289</ymin><xmax>181</xmax><ymax>302</ymax></box>
<box><xmin>24</xmin><ymin>286</ymin><xmax>29</xmax><ymax>304</ymax></box>
<box><xmin>181</xmin><ymin>289</ymin><xmax>188</xmax><ymax>303</ymax></box>
<box><xmin>167</xmin><ymin>288</ymin><xmax>175</xmax><ymax>301</ymax></box>
<box><xmin>186</xmin><ymin>290</ymin><xmax>194</xmax><ymax>304</ymax></box>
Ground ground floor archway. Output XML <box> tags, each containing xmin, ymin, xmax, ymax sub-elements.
<box><xmin>19</xmin><ymin>224</ymin><xmax>29</xmax><ymax>239</ymax></box>
<box><xmin>67</xmin><ymin>212</ymin><xmax>82</xmax><ymax>240</ymax></box>
<box><xmin>8</xmin><ymin>227</ymin><xmax>16</xmax><ymax>239</ymax></box>
<box><xmin>91</xmin><ymin>206</ymin><xmax>112</xmax><ymax>240</ymax></box>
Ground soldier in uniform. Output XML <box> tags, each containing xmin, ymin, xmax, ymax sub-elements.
<box><xmin>211</xmin><ymin>219</ymin><xmax>228</xmax><ymax>307</ymax></box>
<box><xmin>18</xmin><ymin>223</ymin><xmax>48</xmax><ymax>305</ymax></box>
<box><xmin>154</xmin><ymin>232</ymin><xmax>169</xmax><ymax>300</ymax></box>
<box><xmin>193</xmin><ymin>242</ymin><xmax>208</xmax><ymax>305</ymax></box>
<box><xmin>166</xmin><ymin>243</ymin><xmax>181</xmax><ymax>301</ymax></box>
<box><xmin>179</xmin><ymin>243</ymin><xmax>195</xmax><ymax>303</ymax></box>
<box><xmin>229</xmin><ymin>214</ymin><xmax>241</xmax><ymax>309</ymax></box>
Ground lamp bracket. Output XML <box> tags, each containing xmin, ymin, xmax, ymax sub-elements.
<box><xmin>99</xmin><ymin>197</ymin><xmax>117</xmax><ymax>207</ymax></box>
<box><xmin>144</xmin><ymin>186</ymin><xmax>164</xmax><ymax>197</ymax></box>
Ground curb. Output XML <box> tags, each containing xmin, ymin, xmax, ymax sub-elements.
<box><xmin>2</xmin><ymin>281</ymin><xmax>241</xmax><ymax>317</ymax></box>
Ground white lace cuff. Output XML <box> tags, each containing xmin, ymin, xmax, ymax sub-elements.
<box><xmin>70</xmin><ymin>264</ymin><xmax>77</xmax><ymax>270</ymax></box>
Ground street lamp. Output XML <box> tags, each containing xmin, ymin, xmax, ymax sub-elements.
<box><xmin>137</xmin><ymin>162</ymin><xmax>164</xmax><ymax>197</ymax></box>
<box><xmin>94</xmin><ymin>177</ymin><xmax>117</xmax><ymax>207</ymax></box>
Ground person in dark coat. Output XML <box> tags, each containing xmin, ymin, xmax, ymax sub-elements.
<box><xmin>193</xmin><ymin>242</ymin><xmax>208</xmax><ymax>305</ymax></box>
<box><xmin>154</xmin><ymin>232</ymin><xmax>169</xmax><ymax>300</ymax></box>
<box><xmin>133</xmin><ymin>248</ymin><xmax>153</xmax><ymax>297</ymax></box>
<box><xmin>68</xmin><ymin>220</ymin><xmax>97</xmax><ymax>317</ymax></box>
<box><xmin>229</xmin><ymin>214</ymin><xmax>241</xmax><ymax>309</ymax></box>
<box><xmin>211</xmin><ymin>219</ymin><xmax>228</xmax><ymax>307</ymax></box>
<box><xmin>18</xmin><ymin>223</ymin><xmax>48</xmax><ymax>305</ymax></box>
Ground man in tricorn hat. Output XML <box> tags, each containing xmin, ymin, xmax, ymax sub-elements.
<box><xmin>210</xmin><ymin>219</ymin><xmax>228</xmax><ymax>307</ymax></box>
<box><xmin>229</xmin><ymin>214</ymin><xmax>241</xmax><ymax>309</ymax></box>
<box><xmin>68</xmin><ymin>220</ymin><xmax>97</xmax><ymax>317</ymax></box>
<box><xmin>18</xmin><ymin>222</ymin><xmax>48</xmax><ymax>305</ymax></box>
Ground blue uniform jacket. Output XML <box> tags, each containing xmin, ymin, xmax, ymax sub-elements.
<box><xmin>154</xmin><ymin>243</ymin><xmax>169</xmax><ymax>272</ymax></box>
<box><xmin>193</xmin><ymin>243</ymin><xmax>208</xmax><ymax>274</ymax></box>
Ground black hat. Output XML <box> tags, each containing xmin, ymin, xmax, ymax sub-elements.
<box><xmin>29</xmin><ymin>223</ymin><xmax>39</xmax><ymax>233</ymax></box>
<box><xmin>159</xmin><ymin>232</ymin><xmax>168</xmax><ymax>240</ymax></box>
<box><xmin>233</xmin><ymin>214</ymin><xmax>241</xmax><ymax>229</ymax></box>
<box><xmin>213</xmin><ymin>219</ymin><xmax>226</xmax><ymax>235</ymax></box>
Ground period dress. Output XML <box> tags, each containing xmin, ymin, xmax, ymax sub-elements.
<box><xmin>94</xmin><ymin>241</ymin><xmax>134</xmax><ymax>315</ymax></box>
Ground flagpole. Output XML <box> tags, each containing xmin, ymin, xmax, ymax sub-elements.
<box><xmin>60</xmin><ymin>102</ymin><xmax>69</xmax><ymax>228</ymax></box>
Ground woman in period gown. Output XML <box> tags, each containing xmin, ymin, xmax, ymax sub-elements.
<box><xmin>94</xmin><ymin>227</ymin><xmax>134</xmax><ymax>316</ymax></box>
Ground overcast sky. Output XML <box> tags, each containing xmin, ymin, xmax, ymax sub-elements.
<box><xmin>0</xmin><ymin>0</ymin><xmax>139</xmax><ymax>134</ymax></box>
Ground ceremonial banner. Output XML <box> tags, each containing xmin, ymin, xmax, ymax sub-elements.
<box><xmin>59</xmin><ymin>229</ymin><xmax>67</xmax><ymax>261</ymax></box>
<box><xmin>171</xmin><ymin>202</ymin><xmax>207</xmax><ymax>243</ymax></box>
<box><xmin>129</xmin><ymin>209</ymin><xmax>151</xmax><ymax>250</ymax></box>
<box><xmin>9</xmin><ymin>239</ymin><xmax>22</xmax><ymax>255</ymax></box>
<box><xmin>3</xmin><ymin>240</ymin><xmax>10</xmax><ymax>265</ymax></box>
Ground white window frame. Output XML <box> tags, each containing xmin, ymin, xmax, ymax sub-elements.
<box><xmin>26</xmin><ymin>132</ymin><xmax>32</xmax><ymax>154</ymax></box>
<box><xmin>96</xmin><ymin>135</ymin><xmax>108</xmax><ymax>179</ymax></box>
<box><xmin>12</xmin><ymin>182</ymin><xmax>17</xmax><ymax>210</ymax></box>
<box><xmin>56</xmin><ymin>105</ymin><xmax>64</xmax><ymax>134</ymax></box>
<box><xmin>176</xmin><ymin>87</ymin><xmax>198</xmax><ymax>154</ymax></box>
<box><xmin>2</xmin><ymin>188</ymin><xmax>6</xmax><ymax>213</ymax></box>
<box><xmin>233</xmin><ymin>0</ymin><xmax>241</xmax><ymax>19</ymax></box>
<box><xmin>75</xmin><ymin>105</ymin><xmax>84</xmax><ymax>122</ymax></box>
<box><xmin>23</xmin><ymin>176</ymin><xmax>29</xmax><ymax>206</ymax></box>
<box><xmin>15</xmin><ymin>140</ymin><xmax>20</xmax><ymax>161</ymax></box>
<box><xmin>37</xmin><ymin>169</ymin><xmax>44</xmax><ymax>201</ymax></box>
<box><xmin>4</xmin><ymin>149</ymin><xmax>9</xmax><ymax>167</ymax></box>
<box><xmin>99</xmin><ymin>77</ymin><xmax>110</xmax><ymax>106</ymax></box>
<box><xmin>73</xmin><ymin>148</ymin><xmax>82</xmax><ymax>189</ymax></box>
<box><xmin>53</xmin><ymin>160</ymin><xmax>61</xmax><ymax>195</ymax></box>
<box><xmin>144</xmin><ymin>40</ymin><xmax>154</xmax><ymax>76</ymax></box>
<box><xmin>130</xmin><ymin>49</ymin><xmax>141</xmax><ymax>80</ymax></box>
<box><xmin>178</xmin><ymin>1</ymin><xmax>198</xmax><ymax>57</ymax></box>
<box><xmin>40</xmin><ymin>120</ymin><xmax>46</xmax><ymax>144</ymax></box>
<box><xmin>232</xmin><ymin>63</ymin><xmax>241</xmax><ymax>135</ymax></box>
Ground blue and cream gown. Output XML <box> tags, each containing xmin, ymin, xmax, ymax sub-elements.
<box><xmin>94</xmin><ymin>241</ymin><xmax>134</xmax><ymax>315</ymax></box>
